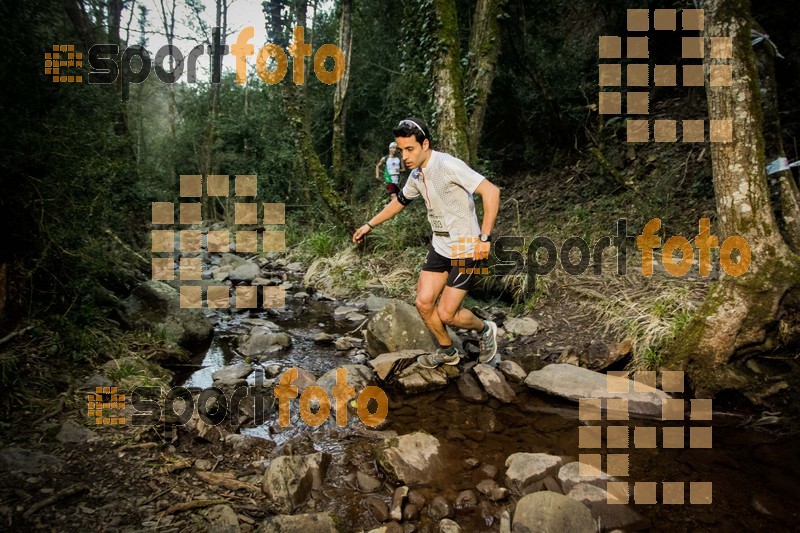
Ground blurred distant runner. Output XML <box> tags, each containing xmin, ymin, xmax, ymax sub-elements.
<box><xmin>353</xmin><ymin>118</ymin><xmax>501</xmax><ymax>367</ymax></box>
<box><xmin>375</xmin><ymin>141</ymin><xmax>406</xmax><ymax>201</ymax></box>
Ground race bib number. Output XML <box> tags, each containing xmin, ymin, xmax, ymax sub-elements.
<box><xmin>427</xmin><ymin>210</ymin><xmax>445</xmax><ymax>230</ymax></box>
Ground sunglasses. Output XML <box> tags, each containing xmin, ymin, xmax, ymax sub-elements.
<box><xmin>398</xmin><ymin>119</ymin><xmax>427</xmax><ymax>139</ymax></box>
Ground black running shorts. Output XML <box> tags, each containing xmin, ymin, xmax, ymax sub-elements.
<box><xmin>421</xmin><ymin>244</ymin><xmax>483</xmax><ymax>290</ymax></box>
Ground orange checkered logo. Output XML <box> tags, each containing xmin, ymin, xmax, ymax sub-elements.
<box><xmin>450</xmin><ymin>237</ymin><xmax>490</xmax><ymax>275</ymax></box>
<box><xmin>45</xmin><ymin>44</ymin><xmax>83</xmax><ymax>83</ymax></box>
<box><xmin>599</xmin><ymin>9</ymin><xmax>732</xmax><ymax>143</ymax></box>
<box><xmin>87</xmin><ymin>387</ymin><xmax>126</xmax><ymax>425</ymax></box>
<box><xmin>152</xmin><ymin>175</ymin><xmax>287</xmax><ymax>309</ymax></box>
<box><xmin>577</xmin><ymin>370</ymin><xmax>713</xmax><ymax>505</ymax></box>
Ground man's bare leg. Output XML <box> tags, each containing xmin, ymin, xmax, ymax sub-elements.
<box><xmin>436</xmin><ymin>286</ymin><xmax>484</xmax><ymax>331</ymax></box>
<box><xmin>414</xmin><ymin>270</ymin><xmax>450</xmax><ymax>345</ymax></box>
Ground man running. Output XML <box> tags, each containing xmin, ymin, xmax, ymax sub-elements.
<box><xmin>375</xmin><ymin>141</ymin><xmax>405</xmax><ymax>200</ymax></box>
<box><xmin>352</xmin><ymin>118</ymin><xmax>500</xmax><ymax>368</ymax></box>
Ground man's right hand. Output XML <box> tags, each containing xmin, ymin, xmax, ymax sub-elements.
<box><xmin>352</xmin><ymin>224</ymin><xmax>371</xmax><ymax>244</ymax></box>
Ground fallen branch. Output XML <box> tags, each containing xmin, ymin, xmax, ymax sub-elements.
<box><xmin>195</xmin><ymin>471</ymin><xmax>261</xmax><ymax>493</ymax></box>
<box><xmin>103</xmin><ymin>229</ymin><xmax>149</xmax><ymax>265</ymax></box>
<box><xmin>0</xmin><ymin>325</ymin><xmax>34</xmax><ymax>347</ymax></box>
<box><xmin>23</xmin><ymin>483</ymin><xmax>88</xmax><ymax>519</ymax></box>
<box><xmin>162</xmin><ymin>499</ymin><xmax>227</xmax><ymax>515</ymax></box>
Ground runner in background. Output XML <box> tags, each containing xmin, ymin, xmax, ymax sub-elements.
<box><xmin>375</xmin><ymin>141</ymin><xmax>406</xmax><ymax>201</ymax></box>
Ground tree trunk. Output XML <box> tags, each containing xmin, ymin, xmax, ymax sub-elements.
<box><xmin>431</xmin><ymin>0</ymin><xmax>470</xmax><ymax>163</ymax></box>
<box><xmin>753</xmin><ymin>22</ymin><xmax>800</xmax><ymax>252</ymax></box>
<box><xmin>264</xmin><ymin>0</ymin><xmax>355</xmax><ymax>228</ymax></box>
<box><xmin>465</xmin><ymin>0</ymin><xmax>503</xmax><ymax>164</ymax></box>
<box><xmin>667</xmin><ymin>0</ymin><xmax>800</xmax><ymax>397</ymax></box>
<box><xmin>331</xmin><ymin>0</ymin><xmax>353</xmax><ymax>189</ymax></box>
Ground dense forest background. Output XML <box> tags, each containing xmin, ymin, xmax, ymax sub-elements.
<box><xmin>1</xmin><ymin>0</ymin><xmax>799</xmax><ymax>409</ymax></box>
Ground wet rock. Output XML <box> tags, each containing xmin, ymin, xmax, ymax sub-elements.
<box><xmin>367</xmin><ymin>524</ymin><xmax>404</xmax><ymax>533</ymax></box>
<box><xmin>357</xmin><ymin>471</ymin><xmax>383</xmax><ymax>493</ymax></box>
<box><xmin>0</xmin><ymin>447</ymin><xmax>63</xmax><ymax>473</ymax></box>
<box><xmin>220</xmin><ymin>253</ymin><xmax>248</xmax><ymax>269</ymax></box>
<box><xmin>428</xmin><ymin>496</ymin><xmax>454</xmax><ymax>520</ymax></box>
<box><xmin>557</xmin><ymin>461</ymin><xmax>616</xmax><ymax>493</ymax></box>
<box><xmin>445</xmin><ymin>429</ymin><xmax>466</xmax><ymax>441</ymax></box>
<box><xmin>503</xmin><ymin>317</ymin><xmax>539</xmax><ymax>336</ymax></box>
<box><xmin>277</xmin><ymin>367</ymin><xmax>316</xmax><ymax>394</ymax></box>
<box><xmin>365</xmin><ymin>300</ymin><xmax>460</xmax><ymax>357</ymax></box>
<box><xmin>457</xmin><ymin>373</ymin><xmax>488</xmax><ymax>403</ymax></box>
<box><xmin>512</xmin><ymin>491</ymin><xmax>595</xmax><ymax>533</ymax></box>
<box><xmin>397</xmin><ymin>365</ymin><xmax>450</xmax><ymax>394</ymax></box>
<box><xmin>478</xmin><ymin>464</ymin><xmax>498</xmax><ymax>480</ymax></box>
<box><xmin>499</xmin><ymin>510</ymin><xmax>511</xmax><ymax>533</ymax></box>
<box><xmin>366</xmin><ymin>294</ymin><xmax>390</xmax><ymax>312</ymax></box>
<box><xmin>455</xmin><ymin>490</ymin><xmax>478</xmax><ymax>509</ymax></box>
<box><xmin>333</xmin><ymin>305</ymin><xmax>360</xmax><ymax>320</ymax></box>
<box><xmin>354</xmin><ymin>353</ymin><xmax>369</xmax><ymax>365</ymax></box>
<box><xmin>239</xmin><ymin>328</ymin><xmax>292</xmax><ymax>356</ymax></box>
<box><xmin>314</xmin><ymin>332</ymin><xmax>335</xmax><ymax>344</ymax></box>
<box><xmin>347</xmin><ymin>312</ymin><xmax>367</xmax><ymax>322</ymax></box>
<box><xmin>463</xmin><ymin>458</ymin><xmax>480</xmax><ymax>470</ymax></box>
<box><xmin>438</xmin><ymin>518</ymin><xmax>460</xmax><ymax>532</ymax></box>
<box><xmin>369</xmin><ymin>350</ymin><xmax>425</xmax><ymax>381</ymax></box>
<box><xmin>118</xmin><ymin>281</ymin><xmax>213</xmax><ymax>348</ymax></box>
<box><xmin>568</xmin><ymin>484</ymin><xmax>649</xmax><ymax>531</ymax></box>
<box><xmin>490</xmin><ymin>487</ymin><xmax>509</xmax><ymax>501</ymax></box>
<box><xmin>403</xmin><ymin>503</ymin><xmax>420</xmax><ymax>521</ymax></box>
<box><xmin>408</xmin><ymin>490</ymin><xmax>426</xmax><ymax>508</ymax></box>
<box><xmin>366</xmin><ymin>497</ymin><xmax>391</xmax><ymax>522</ymax></box>
<box><xmin>263</xmin><ymin>364</ymin><xmax>282</xmax><ymax>378</ymax></box>
<box><xmin>294</xmin><ymin>291</ymin><xmax>310</xmax><ymax>299</ymax></box>
<box><xmin>262</xmin><ymin>452</ymin><xmax>331</xmax><ymax>513</ymax></box>
<box><xmin>523</xmin><ymin>364</ymin><xmax>669</xmax><ymax>417</ymax></box>
<box><xmin>391</xmin><ymin>486</ymin><xmax>408</xmax><ymax>521</ymax></box>
<box><xmin>56</xmin><ymin>420</ymin><xmax>98</xmax><ymax>443</ymax></box>
<box><xmin>229</xmin><ymin>262</ymin><xmax>261</xmax><ymax>282</ymax></box>
<box><xmin>377</xmin><ymin>432</ymin><xmax>443</xmax><ymax>485</ymax></box>
<box><xmin>212</xmin><ymin>265</ymin><xmax>232</xmax><ymax>281</ymax></box>
<box><xmin>543</xmin><ymin>476</ymin><xmax>563</xmax><ymax>494</ymax></box>
<box><xmin>497</xmin><ymin>360</ymin><xmax>527</xmax><ymax>383</ymax></box>
<box><xmin>257</xmin><ymin>512</ymin><xmax>339</xmax><ymax>532</ymax></box>
<box><xmin>286</xmin><ymin>262</ymin><xmax>304</xmax><ymax>272</ymax></box>
<box><xmin>476</xmin><ymin>479</ymin><xmax>499</xmax><ymax>497</ymax></box>
<box><xmin>315</xmin><ymin>365</ymin><xmax>374</xmax><ymax>400</ymax></box>
<box><xmin>504</xmin><ymin>453</ymin><xmax>563</xmax><ymax>493</ymax></box>
<box><xmin>473</xmin><ymin>365</ymin><xmax>516</xmax><ymax>403</ymax></box>
<box><xmin>566</xmin><ymin>482</ymin><xmax>608</xmax><ymax>504</ymax></box>
<box><xmin>240</xmin><ymin>318</ymin><xmax>280</xmax><ymax>330</ymax></box>
<box><xmin>212</xmin><ymin>363</ymin><xmax>253</xmax><ymax>383</ymax></box>
<box><xmin>202</xmin><ymin>504</ymin><xmax>239</xmax><ymax>533</ymax></box>
<box><xmin>335</xmin><ymin>336</ymin><xmax>363</xmax><ymax>351</ymax></box>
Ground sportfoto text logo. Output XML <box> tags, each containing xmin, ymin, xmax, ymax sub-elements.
<box><xmin>47</xmin><ymin>26</ymin><xmax>345</xmax><ymax>100</ymax></box>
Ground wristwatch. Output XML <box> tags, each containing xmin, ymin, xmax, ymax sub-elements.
<box><xmin>479</xmin><ymin>233</ymin><xmax>492</xmax><ymax>242</ymax></box>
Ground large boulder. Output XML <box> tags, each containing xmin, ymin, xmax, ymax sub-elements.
<box><xmin>365</xmin><ymin>300</ymin><xmax>460</xmax><ymax>357</ymax></box>
<box><xmin>567</xmin><ymin>484</ymin><xmax>650</xmax><ymax>531</ymax></box>
<box><xmin>377</xmin><ymin>432</ymin><xmax>443</xmax><ymax>486</ymax></box>
<box><xmin>118</xmin><ymin>281</ymin><xmax>213</xmax><ymax>348</ymax></box>
<box><xmin>557</xmin><ymin>461</ymin><xmax>616</xmax><ymax>494</ymax></box>
<box><xmin>512</xmin><ymin>491</ymin><xmax>595</xmax><ymax>533</ymax></box>
<box><xmin>524</xmin><ymin>364</ymin><xmax>669</xmax><ymax>417</ymax></box>
<box><xmin>262</xmin><ymin>452</ymin><xmax>331</xmax><ymax>513</ymax></box>
<box><xmin>228</xmin><ymin>261</ymin><xmax>261</xmax><ymax>282</ymax></box>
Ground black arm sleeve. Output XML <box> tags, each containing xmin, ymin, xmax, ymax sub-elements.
<box><xmin>397</xmin><ymin>189</ymin><xmax>414</xmax><ymax>206</ymax></box>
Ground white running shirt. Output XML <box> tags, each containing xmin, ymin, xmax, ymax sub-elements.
<box><xmin>401</xmin><ymin>150</ymin><xmax>486</xmax><ymax>258</ymax></box>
